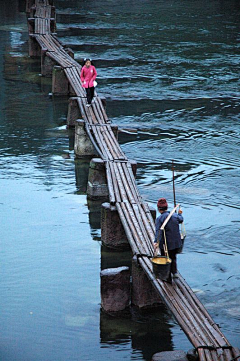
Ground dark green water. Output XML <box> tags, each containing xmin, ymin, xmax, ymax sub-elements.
<box><xmin>0</xmin><ymin>1</ymin><xmax>239</xmax><ymax>360</ymax></box>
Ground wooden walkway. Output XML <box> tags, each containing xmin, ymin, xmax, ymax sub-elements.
<box><xmin>25</xmin><ymin>1</ymin><xmax>239</xmax><ymax>360</ymax></box>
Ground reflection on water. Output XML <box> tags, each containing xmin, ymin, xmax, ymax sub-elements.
<box><xmin>0</xmin><ymin>0</ymin><xmax>240</xmax><ymax>360</ymax></box>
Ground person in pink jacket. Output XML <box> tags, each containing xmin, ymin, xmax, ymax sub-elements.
<box><xmin>80</xmin><ymin>58</ymin><xmax>97</xmax><ymax>106</ymax></box>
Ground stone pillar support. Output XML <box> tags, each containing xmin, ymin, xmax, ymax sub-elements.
<box><xmin>26</xmin><ymin>0</ymin><xmax>35</xmax><ymax>14</ymax></box>
<box><xmin>29</xmin><ymin>35</ymin><xmax>41</xmax><ymax>57</ymax></box>
<box><xmin>41</xmin><ymin>50</ymin><xmax>56</xmax><ymax>77</ymax></box>
<box><xmin>101</xmin><ymin>202</ymin><xmax>129</xmax><ymax>250</ymax></box>
<box><xmin>52</xmin><ymin>66</ymin><xmax>69</xmax><ymax>95</ymax></box>
<box><xmin>74</xmin><ymin>120</ymin><xmax>96</xmax><ymax>158</ymax></box>
<box><xmin>87</xmin><ymin>158</ymin><xmax>108</xmax><ymax>200</ymax></box>
<box><xmin>67</xmin><ymin>97</ymin><xmax>81</xmax><ymax>128</ymax></box>
<box><xmin>27</xmin><ymin>18</ymin><xmax>34</xmax><ymax>34</ymax></box>
<box><xmin>132</xmin><ymin>256</ymin><xmax>163</xmax><ymax>309</ymax></box>
<box><xmin>151</xmin><ymin>351</ymin><xmax>189</xmax><ymax>361</ymax></box>
<box><xmin>100</xmin><ymin>267</ymin><xmax>130</xmax><ymax>313</ymax></box>
<box><xmin>50</xmin><ymin>18</ymin><xmax>57</xmax><ymax>34</ymax></box>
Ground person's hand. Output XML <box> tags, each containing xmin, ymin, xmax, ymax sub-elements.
<box><xmin>154</xmin><ymin>243</ymin><xmax>159</xmax><ymax>250</ymax></box>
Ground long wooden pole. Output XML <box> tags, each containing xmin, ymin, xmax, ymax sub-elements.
<box><xmin>172</xmin><ymin>159</ymin><xmax>176</xmax><ymax>208</ymax></box>
<box><xmin>160</xmin><ymin>204</ymin><xmax>179</xmax><ymax>231</ymax></box>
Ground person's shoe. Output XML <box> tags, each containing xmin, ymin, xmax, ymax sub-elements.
<box><xmin>173</xmin><ymin>273</ymin><xmax>179</xmax><ymax>279</ymax></box>
<box><xmin>86</xmin><ymin>103</ymin><xmax>91</xmax><ymax>107</ymax></box>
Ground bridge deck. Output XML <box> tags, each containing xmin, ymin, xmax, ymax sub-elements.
<box><xmin>25</xmin><ymin>1</ymin><xmax>240</xmax><ymax>360</ymax></box>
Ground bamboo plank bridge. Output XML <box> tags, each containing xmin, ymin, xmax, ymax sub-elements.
<box><xmin>25</xmin><ymin>1</ymin><xmax>239</xmax><ymax>360</ymax></box>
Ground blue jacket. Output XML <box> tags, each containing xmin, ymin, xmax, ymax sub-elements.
<box><xmin>155</xmin><ymin>211</ymin><xmax>183</xmax><ymax>250</ymax></box>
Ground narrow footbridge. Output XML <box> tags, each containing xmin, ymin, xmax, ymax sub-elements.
<box><xmin>25</xmin><ymin>1</ymin><xmax>239</xmax><ymax>360</ymax></box>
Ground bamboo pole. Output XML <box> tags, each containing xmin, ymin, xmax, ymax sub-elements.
<box><xmin>115</xmin><ymin>203</ymin><xmax>139</xmax><ymax>255</ymax></box>
<box><xmin>175</xmin><ymin>274</ymin><xmax>230</xmax><ymax>346</ymax></box>
<box><xmin>105</xmin><ymin>162</ymin><xmax>116</xmax><ymax>205</ymax></box>
<box><xmin>121</xmin><ymin>163</ymin><xmax>139</xmax><ymax>202</ymax></box>
<box><xmin>173</xmin><ymin>285</ymin><xmax>222</xmax><ymax>347</ymax></box>
<box><xmin>124</xmin><ymin>202</ymin><xmax>150</xmax><ymax>256</ymax></box>
<box><xmin>174</xmin><ymin>278</ymin><xmax>228</xmax><ymax>347</ymax></box>
<box><xmin>137</xmin><ymin>204</ymin><xmax>155</xmax><ymax>252</ymax></box>
<box><xmin>109</xmin><ymin>162</ymin><xmax>121</xmax><ymax>203</ymax></box>
<box><xmin>113</xmin><ymin>162</ymin><xmax>127</xmax><ymax>201</ymax></box>
<box><xmin>198</xmin><ymin>349</ymin><xmax>207</xmax><ymax>361</ymax></box>
<box><xmin>132</xmin><ymin>203</ymin><xmax>153</xmax><ymax>254</ymax></box>
<box><xmin>141</xmin><ymin>202</ymin><xmax>156</xmax><ymax>231</ymax></box>
<box><xmin>138</xmin><ymin>257</ymin><xmax>204</xmax><ymax>348</ymax></box>
<box><xmin>91</xmin><ymin>127</ymin><xmax>111</xmax><ymax>160</ymax></box>
<box><xmin>232</xmin><ymin>348</ymin><xmax>240</xmax><ymax>360</ymax></box>
<box><xmin>116</xmin><ymin>163</ymin><xmax>135</xmax><ymax>204</ymax></box>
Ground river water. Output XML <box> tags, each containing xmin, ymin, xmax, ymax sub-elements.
<box><xmin>0</xmin><ymin>1</ymin><xmax>239</xmax><ymax>360</ymax></box>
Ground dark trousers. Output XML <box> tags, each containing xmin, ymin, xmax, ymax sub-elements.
<box><xmin>86</xmin><ymin>86</ymin><xmax>94</xmax><ymax>104</ymax></box>
<box><xmin>161</xmin><ymin>248</ymin><xmax>178</xmax><ymax>274</ymax></box>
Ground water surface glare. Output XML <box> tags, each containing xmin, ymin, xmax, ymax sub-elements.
<box><xmin>0</xmin><ymin>1</ymin><xmax>239</xmax><ymax>360</ymax></box>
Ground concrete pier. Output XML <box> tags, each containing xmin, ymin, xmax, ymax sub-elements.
<box><xmin>132</xmin><ymin>256</ymin><xmax>162</xmax><ymax>309</ymax></box>
<box><xmin>74</xmin><ymin>120</ymin><xmax>96</xmax><ymax>158</ymax></box>
<box><xmin>52</xmin><ymin>66</ymin><xmax>69</xmax><ymax>95</ymax></box>
<box><xmin>41</xmin><ymin>49</ymin><xmax>56</xmax><ymax>77</ymax></box>
<box><xmin>87</xmin><ymin>158</ymin><xmax>108</xmax><ymax>200</ymax></box>
<box><xmin>67</xmin><ymin>97</ymin><xmax>82</xmax><ymax>128</ymax></box>
<box><xmin>100</xmin><ymin>266</ymin><xmax>131</xmax><ymax>313</ymax></box>
<box><xmin>29</xmin><ymin>35</ymin><xmax>41</xmax><ymax>57</ymax></box>
<box><xmin>101</xmin><ymin>202</ymin><xmax>129</xmax><ymax>249</ymax></box>
<box><xmin>151</xmin><ymin>351</ymin><xmax>188</xmax><ymax>361</ymax></box>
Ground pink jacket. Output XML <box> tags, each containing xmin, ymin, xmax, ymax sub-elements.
<box><xmin>80</xmin><ymin>65</ymin><xmax>97</xmax><ymax>88</ymax></box>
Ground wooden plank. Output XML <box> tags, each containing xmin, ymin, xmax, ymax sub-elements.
<box><xmin>109</xmin><ymin>162</ymin><xmax>121</xmax><ymax>202</ymax></box>
<box><xmin>98</xmin><ymin>127</ymin><xmax>118</xmax><ymax>159</ymax></box>
<box><xmin>216</xmin><ymin>349</ymin><xmax>225</xmax><ymax>361</ymax></box>
<box><xmin>139</xmin><ymin>257</ymin><xmax>204</xmax><ymax>348</ymax></box>
<box><xmin>95</xmin><ymin>96</ymin><xmax>109</xmax><ymax>122</ymax></box>
<box><xmin>112</xmin><ymin>162</ymin><xmax>127</xmax><ymax>200</ymax></box>
<box><xmin>84</xmin><ymin>122</ymin><xmax>105</xmax><ymax>160</ymax></box>
<box><xmin>175</xmin><ymin>274</ymin><xmax>231</xmax><ymax>347</ymax></box>
<box><xmin>124</xmin><ymin>202</ymin><xmax>151</xmax><ymax>256</ymax></box>
<box><xmin>91</xmin><ymin>101</ymin><xmax>103</xmax><ymax>124</ymax></box>
<box><xmin>125</xmin><ymin>161</ymin><xmax>142</xmax><ymax>202</ymax></box>
<box><xmin>175</xmin><ymin>278</ymin><xmax>229</xmax><ymax>348</ymax></box>
<box><xmin>122</xmin><ymin>163</ymin><xmax>140</xmax><ymax>203</ymax></box>
<box><xmin>117</xmin><ymin>162</ymin><xmax>136</xmax><ymax>204</ymax></box>
<box><xmin>232</xmin><ymin>348</ymin><xmax>240</xmax><ymax>361</ymax></box>
<box><xmin>132</xmin><ymin>203</ymin><xmax>153</xmax><ymax>254</ymax></box>
<box><xmin>115</xmin><ymin>203</ymin><xmax>139</xmax><ymax>254</ymax></box>
<box><xmin>198</xmin><ymin>349</ymin><xmax>206</xmax><ymax>361</ymax></box>
<box><xmin>106</xmin><ymin>125</ymin><xmax>126</xmax><ymax>159</ymax></box>
<box><xmin>164</xmin><ymin>283</ymin><xmax>213</xmax><ymax>347</ymax></box>
<box><xmin>209</xmin><ymin>350</ymin><xmax>219</xmax><ymax>361</ymax></box>
<box><xmin>136</xmin><ymin>203</ymin><xmax>155</xmax><ymax>252</ymax></box>
<box><xmin>92</xmin><ymin>126</ymin><xmax>112</xmax><ymax>160</ymax></box>
<box><xmin>120</xmin><ymin>202</ymin><xmax>146</xmax><ymax>255</ymax></box>
<box><xmin>105</xmin><ymin>162</ymin><xmax>116</xmax><ymax>205</ymax></box>
<box><xmin>141</xmin><ymin>202</ymin><xmax>156</xmax><ymax>231</ymax></box>
<box><xmin>104</xmin><ymin>128</ymin><xmax>123</xmax><ymax>159</ymax></box>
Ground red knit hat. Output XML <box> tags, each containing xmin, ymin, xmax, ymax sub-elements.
<box><xmin>157</xmin><ymin>198</ymin><xmax>168</xmax><ymax>210</ymax></box>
